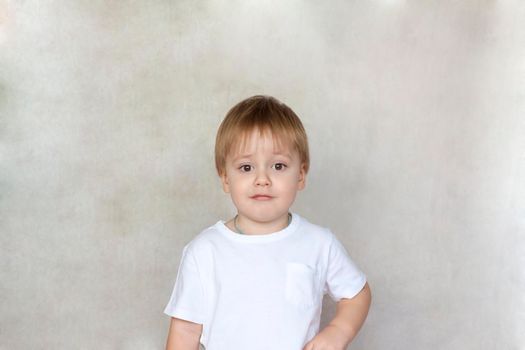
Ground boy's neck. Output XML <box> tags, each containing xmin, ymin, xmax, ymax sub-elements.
<box><xmin>225</xmin><ymin>213</ymin><xmax>291</xmax><ymax>235</ymax></box>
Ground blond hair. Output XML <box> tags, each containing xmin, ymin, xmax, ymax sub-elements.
<box><xmin>215</xmin><ymin>95</ymin><xmax>310</xmax><ymax>177</ymax></box>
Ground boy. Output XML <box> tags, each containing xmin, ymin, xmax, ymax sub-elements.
<box><xmin>164</xmin><ymin>95</ymin><xmax>371</xmax><ymax>350</ymax></box>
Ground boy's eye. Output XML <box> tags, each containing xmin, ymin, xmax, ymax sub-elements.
<box><xmin>273</xmin><ymin>163</ymin><xmax>287</xmax><ymax>171</ymax></box>
<box><xmin>238</xmin><ymin>163</ymin><xmax>288</xmax><ymax>172</ymax></box>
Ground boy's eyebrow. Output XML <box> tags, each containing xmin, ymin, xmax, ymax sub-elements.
<box><xmin>233</xmin><ymin>152</ymin><xmax>292</xmax><ymax>161</ymax></box>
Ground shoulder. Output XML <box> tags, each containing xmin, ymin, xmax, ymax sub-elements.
<box><xmin>295</xmin><ymin>213</ymin><xmax>335</xmax><ymax>245</ymax></box>
<box><xmin>180</xmin><ymin>221</ymin><xmax>224</xmax><ymax>257</ymax></box>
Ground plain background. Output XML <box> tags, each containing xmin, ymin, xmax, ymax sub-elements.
<box><xmin>1</xmin><ymin>1</ymin><xmax>524</xmax><ymax>349</ymax></box>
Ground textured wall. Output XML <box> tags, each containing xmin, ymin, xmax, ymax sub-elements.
<box><xmin>1</xmin><ymin>1</ymin><xmax>524</xmax><ymax>349</ymax></box>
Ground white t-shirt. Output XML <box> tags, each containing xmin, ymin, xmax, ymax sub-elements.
<box><xmin>163</xmin><ymin>212</ymin><xmax>367</xmax><ymax>350</ymax></box>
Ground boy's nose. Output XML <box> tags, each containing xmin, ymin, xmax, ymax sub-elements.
<box><xmin>254</xmin><ymin>170</ymin><xmax>271</xmax><ymax>186</ymax></box>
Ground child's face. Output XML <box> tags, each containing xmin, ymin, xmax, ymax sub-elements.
<box><xmin>220</xmin><ymin>128</ymin><xmax>306</xmax><ymax>226</ymax></box>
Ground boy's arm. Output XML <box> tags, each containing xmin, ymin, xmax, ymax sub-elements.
<box><xmin>165</xmin><ymin>317</ymin><xmax>203</xmax><ymax>350</ymax></box>
<box><xmin>326</xmin><ymin>282</ymin><xmax>372</xmax><ymax>346</ymax></box>
<box><xmin>304</xmin><ymin>282</ymin><xmax>371</xmax><ymax>350</ymax></box>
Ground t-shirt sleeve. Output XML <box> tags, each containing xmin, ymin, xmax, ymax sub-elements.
<box><xmin>163</xmin><ymin>244</ymin><xmax>207</xmax><ymax>324</ymax></box>
<box><xmin>323</xmin><ymin>232</ymin><xmax>367</xmax><ymax>302</ymax></box>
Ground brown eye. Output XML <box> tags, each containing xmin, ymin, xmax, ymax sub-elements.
<box><xmin>239</xmin><ymin>165</ymin><xmax>252</xmax><ymax>172</ymax></box>
<box><xmin>274</xmin><ymin>163</ymin><xmax>287</xmax><ymax>171</ymax></box>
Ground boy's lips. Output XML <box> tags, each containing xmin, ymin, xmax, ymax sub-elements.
<box><xmin>251</xmin><ymin>194</ymin><xmax>273</xmax><ymax>200</ymax></box>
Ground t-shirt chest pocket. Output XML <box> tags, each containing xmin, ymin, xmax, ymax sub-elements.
<box><xmin>285</xmin><ymin>262</ymin><xmax>318</xmax><ymax>308</ymax></box>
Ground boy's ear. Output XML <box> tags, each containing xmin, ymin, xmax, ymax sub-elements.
<box><xmin>297</xmin><ymin>163</ymin><xmax>307</xmax><ymax>191</ymax></box>
<box><xmin>220</xmin><ymin>172</ymin><xmax>231</xmax><ymax>193</ymax></box>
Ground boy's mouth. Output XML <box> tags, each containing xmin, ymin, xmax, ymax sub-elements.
<box><xmin>251</xmin><ymin>195</ymin><xmax>273</xmax><ymax>200</ymax></box>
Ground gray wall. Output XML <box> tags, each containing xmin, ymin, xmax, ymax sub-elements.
<box><xmin>1</xmin><ymin>1</ymin><xmax>524</xmax><ymax>349</ymax></box>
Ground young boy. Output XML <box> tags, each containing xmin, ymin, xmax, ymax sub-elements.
<box><xmin>164</xmin><ymin>95</ymin><xmax>371</xmax><ymax>350</ymax></box>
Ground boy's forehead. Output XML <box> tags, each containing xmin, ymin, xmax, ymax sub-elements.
<box><xmin>229</xmin><ymin>130</ymin><xmax>294</xmax><ymax>158</ymax></box>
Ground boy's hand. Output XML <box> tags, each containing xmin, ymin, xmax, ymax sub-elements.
<box><xmin>302</xmin><ymin>324</ymin><xmax>350</xmax><ymax>350</ymax></box>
